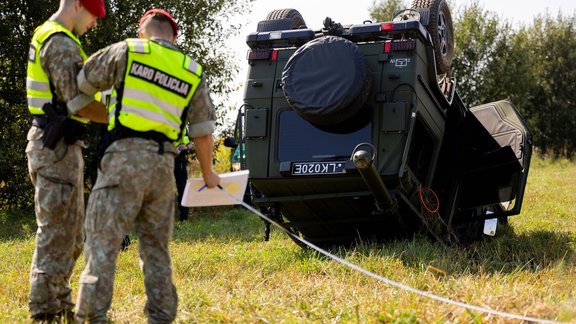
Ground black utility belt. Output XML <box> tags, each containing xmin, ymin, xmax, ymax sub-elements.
<box><xmin>113</xmin><ymin>127</ymin><xmax>171</xmax><ymax>145</ymax></box>
<box><xmin>112</xmin><ymin>127</ymin><xmax>172</xmax><ymax>154</ymax></box>
<box><xmin>32</xmin><ymin>115</ymin><xmax>86</xmax><ymax>130</ymax></box>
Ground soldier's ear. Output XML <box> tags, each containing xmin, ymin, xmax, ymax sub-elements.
<box><xmin>73</xmin><ymin>0</ymin><xmax>82</xmax><ymax>13</ymax></box>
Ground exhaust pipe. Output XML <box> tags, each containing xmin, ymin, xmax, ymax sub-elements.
<box><xmin>351</xmin><ymin>144</ymin><xmax>398</xmax><ymax>214</ymax></box>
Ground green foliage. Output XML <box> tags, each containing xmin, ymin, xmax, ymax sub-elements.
<box><xmin>0</xmin><ymin>0</ymin><xmax>59</xmax><ymax>209</ymax></box>
<box><xmin>0</xmin><ymin>0</ymin><xmax>254</xmax><ymax>209</ymax></box>
<box><xmin>451</xmin><ymin>2</ymin><xmax>576</xmax><ymax>158</ymax></box>
<box><xmin>369</xmin><ymin>0</ymin><xmax>409</xmax><ymax>22</ymax></box>
<box><xmin>0</xmin><ymin>157</ymin><xmax>574</xmax><ymax>322</ymax></box>
<box><xmin>524</xmin><ymin>13</ymin><xmax>576</xmax><ymax>157</ymax></box>
<box><xmin>451</xmin><ymin>3</ymin><xmax>514</xmax><ymax>106</ymax></box>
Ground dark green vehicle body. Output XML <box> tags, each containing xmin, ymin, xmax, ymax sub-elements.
<box><xmin>231</xmin><ymin>10</ymin><xmax>532</xmax><ymax>245</ymax></box>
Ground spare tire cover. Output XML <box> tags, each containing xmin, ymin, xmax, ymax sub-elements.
<box><xmin>282</xmin><ymin>36</ymin><xmax>372</xmax><ymax>125</ymax></box>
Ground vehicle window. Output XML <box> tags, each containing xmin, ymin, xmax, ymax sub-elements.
<box><xmin>277</xmin><ymin>110</ymin><xmax>371</xmax><ymax>161</ymax></box>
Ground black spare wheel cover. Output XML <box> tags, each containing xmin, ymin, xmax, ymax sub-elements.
<box><xmin>282</xmin><ymin>36</ymin><xmax>372</xmax><ymax>125</ymax></box>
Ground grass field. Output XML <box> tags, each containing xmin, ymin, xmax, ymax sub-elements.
<box><xmin>0</xmin><ymin>157</ymin><xmax>574</xmax><ymax>323</ymax></box>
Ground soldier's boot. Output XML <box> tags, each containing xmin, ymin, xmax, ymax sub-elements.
<box><xmin>31</xmin><ymin>313</ymin><xmax>56</xmax><ymax>323</ymax></box>
<box><xmin>120</xmin><ymin>235</ymin><xmax>131</xmax><ymax>251</ymax></box>
<box><xmin>57</xmin><ymin>308</ymin><xmax>75</xmax><ymax>323</ymax></box>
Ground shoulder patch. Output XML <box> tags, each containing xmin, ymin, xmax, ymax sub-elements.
<box><xmin>183</xmin><ymin>56</ymin><xmax>202</xmax><ymax>76</ymax></box>
<box><xmin>126</xmin><ymin>38</ymin><xmax>150</xmax><ymax>54</ymax></box>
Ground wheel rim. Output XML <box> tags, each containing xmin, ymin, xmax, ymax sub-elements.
<box><xmin>437</xmin><ymin>11</ymin><xmax>448</xmax><ymax>56</ymax></box>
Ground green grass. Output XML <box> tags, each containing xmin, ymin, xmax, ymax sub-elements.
<box><xmin>1</xmin><ymin>157</ymin><xmax>575</xmax><ymax>323</ymax></box>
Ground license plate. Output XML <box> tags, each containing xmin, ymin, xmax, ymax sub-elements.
<box><xmin>291</xmin><ymin>161</ymin><xmax>346</xmax><ymax>176</ymax></box>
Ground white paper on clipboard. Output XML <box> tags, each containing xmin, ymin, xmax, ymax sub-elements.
<box><xmin>181</xmin><ymin>170</ymin><xmax>249</xmax><ymax>207</ymax></box>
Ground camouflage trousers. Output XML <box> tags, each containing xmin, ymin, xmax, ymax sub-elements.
<box><xmin>75</xmin><ymin>138</ymin><xmax>178</xmax><ymax>324</ymax></box>
<box><xmin>25</xmin><ymin>126</ymin><xmax>85</xmax><ymax>317</ymax></box>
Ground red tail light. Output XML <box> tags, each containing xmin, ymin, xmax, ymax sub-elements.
<box><xmin>383</xmin><ymin>39</ymin><xmax>416</xmax><ymax>53</ymax></box>
<box><xmin>380</xmin><ymin>22</ymin><xmax>394</xmax><ymax>31</ymax></box>
<box><xmin>384</xmin><ymin>41</ymin><xmax>392</xmax><ymax>53</ymax></box>
<box><xmin>247</xmin><ymin>49</ymin><xmax>278</xmax><ymax>61</ymax></box>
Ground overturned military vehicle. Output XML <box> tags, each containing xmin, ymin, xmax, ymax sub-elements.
<box><xmin>226</xmin><ymin>0</ymin><xmax>532</xmax><ymax>246</ymax></box>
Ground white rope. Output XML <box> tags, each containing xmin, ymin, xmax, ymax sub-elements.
<box><xmin>226</xmin><ymin>195</ymin><xmax>565</xmax><ymax>324</ymax></box>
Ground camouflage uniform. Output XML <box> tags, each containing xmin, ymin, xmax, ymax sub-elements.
<box><xmin>26</xmin><ymin>32</ymin><xmax>93</xmax><ymax>318</ymax></box>
<box><xmin>75</xmin><ymin>40</ymin><xmax>216</xmax><ymax>323</ymax></box>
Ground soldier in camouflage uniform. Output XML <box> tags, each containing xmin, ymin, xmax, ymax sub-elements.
<box><xmin>25</xmin><ymin>0</ymin><xmax>107</xmax><ymax>322</ymax></box>
<box><xmin>74</xmin><ymin>8</ymin><xmax>220</xmax><ymax>323</ymax></box>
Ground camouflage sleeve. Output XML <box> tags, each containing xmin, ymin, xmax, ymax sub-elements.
<box><xmin>40</xmin><ymin>34</ymin><xmax>92</xmax><ymax>114</ymax></box>
<box><xmin>77</xmin><ymin>41</ymin><xmax>128</xmax><ymax>97</ymax></box>
<box><xmin>186</xmin><ymin>79</ymin><xmax>216</xmax><ymax>138</ymax></box>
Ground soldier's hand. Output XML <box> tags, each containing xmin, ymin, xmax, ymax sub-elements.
<box><xmin>202</xmin><ymin>170</ymin><xmax>220</xmax><ymax>189</ymax></box>
<box><xmin>76</xmin><ymin>100</ymin><xmax>108</xmax><ymax>124</ymax></box>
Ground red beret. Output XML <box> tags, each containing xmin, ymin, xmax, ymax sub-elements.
<box><xmin>139</xmin><ymin>8</ymin><xmax>179</xmax><ymax>37</ymax></box>
<box><xmin>79</xmin><ymin>0</ymin><xmax>106</xmax><ymax>18</ymax></box>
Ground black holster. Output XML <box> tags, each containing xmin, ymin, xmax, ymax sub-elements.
<box><xmin>38</xmin><ymin>103</ymin><xmax>86</xmax><ymax>149</ymax></box>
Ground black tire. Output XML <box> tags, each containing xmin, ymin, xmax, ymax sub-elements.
<box><xmin>411</xmin><ymin>0</ymin><xmax>454</xmax><ymax>74</ymax></box>
<box><xmin>282</xmin><ymin>36</ymin><xmax>372</xmax><ymax>126</ymax></box>
<box><xmin>257</xmin><ymin>8</ymin><xmax>307</xmax><ymax>32</ymax></box>
<box><xmin>266</xmin><ymin>8</ymin><xmax>306</xmax><ymax>29</ymax></box>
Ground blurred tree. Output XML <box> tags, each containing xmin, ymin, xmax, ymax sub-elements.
<box><xmin>452</xmin><ymin>3</ymin><xmax>576</xmax><ymax>157</ymax></box>
<box><xmin>0</xmin><ymin>0</ymin><xmax>254</xmax><ymax>209</ymax></box>
<box><xmin>370</xmin><ymin>0</ymin><xmax>409</xmax><ymax>22</ymax></box>
<box><xmin>479</xmin><ymin>27</ymin><xmax>536</xmax><ymax>114</ymax></box>
<box><xmin>450</xmin><ymin>2</ymin><xmax>507</xmax><ymax>106</ymax></box>
<box><xmin>0</xmin><ymin>0</ymin><xmax>58</xmax><ymax>209</ymax></box>
<box><xmin>525</xmin><ymin>13</ymin><xmax>576</xmax><ymax>157</ymax></box>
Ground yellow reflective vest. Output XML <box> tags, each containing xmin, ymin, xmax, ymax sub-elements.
<box><xmin>26</xmin><ymin>21</ymin><xmax>88</xmax><ymax>124</ymax></box>
<box><xmin>110</xmin><ymin>38</ymin><xmax>202</xmax><ymax>142</ymax></box>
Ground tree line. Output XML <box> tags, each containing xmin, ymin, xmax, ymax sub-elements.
<box><xmin>450</xmin><ymin>3</ymin><xmax>575</xmax><ymax>159</ymax></box>
<box><xmin>1</xmin><ymin>0</ymin><xmax>574</xmax><ymax>209</ymax></box>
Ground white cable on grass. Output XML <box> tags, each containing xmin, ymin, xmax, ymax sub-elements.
<box><xmin>221</xmin><ymin>191</ymin><xmax>565</xmax><ymax>324</ymax></box>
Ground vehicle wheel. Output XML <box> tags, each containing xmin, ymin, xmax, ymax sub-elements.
<box><xmin>257</xmin><ymin>8</ymin><xmax>307</xmax><ymax>32</ymax></box>
<box><xmin>411</xmin><ymin>0</ymin><xmax>454</xmax><ymax>74</ymax></box>
<box><xmin>282</xmin><ymin>36</ymin><xmax>372</xmax><ymax>126</ymax></box>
